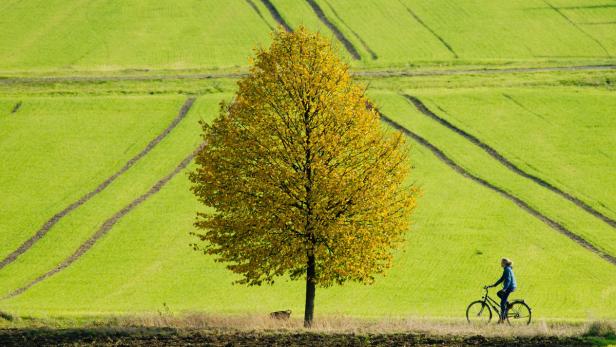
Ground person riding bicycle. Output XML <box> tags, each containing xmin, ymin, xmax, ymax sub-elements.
<box><xmin>486</xmin><ymin>258</ymin><xmax>516</xmax><ymax>322</ymax></box>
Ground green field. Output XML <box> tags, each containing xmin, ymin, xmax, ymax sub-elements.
<box><xmin>410</xmin><ymin>89</ymin><xmax>616</xmax><ymax>220</ymax></box>
<box><xmin>1</xmin><ymin>0</ymin><xmax>615</xmax><ymax>324</ymax></box>
<box><xmin>1</xmin><ymin>0</ymin><xmax>616</xmax><ymax>74</ymax></box>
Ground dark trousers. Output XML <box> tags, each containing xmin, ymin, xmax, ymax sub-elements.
<box><xmin>497</xmin><ymin>289</ymin><xmax>513</xmax><ymax>320</ymax></box>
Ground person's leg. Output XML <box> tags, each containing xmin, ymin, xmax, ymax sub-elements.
<box><xmin>500</xmin><ymin>290</ymin><xmax>511</xmax><ymax>321</ymax></box>
<box><xmin>496</xmin><ymin>290</ymin><xmax>505</xmax><ymax>321</ymax></box>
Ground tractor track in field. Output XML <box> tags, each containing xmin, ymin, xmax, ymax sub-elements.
<box><xmin>501</xmin><ymin>93</ymin><xmax>549</xmax><ymax>122</ymax></box>
<box><xmin>2</xmin><ymin>64</ymin><xmax>615</xmax><ymax>84</ymax></box>
<box><xmin>0</xmin><ymin>97</ymin><xmax>196</xmax><ymax>271</ymax></box>
<box><xmin>322</xmin><ymin>0</ymin><xmax>377</xmax><ymax>60</ymax></box>
<box><xmin>259</xmin><ymin>0</ymin><xmax>292</xmax><ymax>32</ymax></box>
<box><xmin>305</xmin><ymin>0</ymin><xmax>361</xmax><ymax>60</ymax></box>
<box><xmin>378</xmin><ymin>113</ymin><xmax>616</xmax><ymax>267</ymax></box>
<box><xmin>245</xmin><ymin>0</ymin><xmax>274</xmax><ymax>31</ymax></box>
<box><xmin>1</xmin><ymin>145</ymin><xmax>204</xmax><ymax>300</ymax></box>
<box><xmin>403</xmin><ymin>94</ymin><xmax>616</xmax><ymax>230</ymax></box>
<box><xmin>543</xmin><ymin>0</ymin><xmax>611</xmax><ymax>58</ymax></box>
<box><xmin>10</xmin><ymin>101</ymin><xmax>21</xmax><ymax>113</ymax></box>
<box><xmin>398</xmin><ymin>1</ymin><xmax>458</xmax><ymax>59</ymax></box>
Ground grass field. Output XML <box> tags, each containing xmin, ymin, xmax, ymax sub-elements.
<box><xmin>2</xmin><ymin>88</ymin><xmax>616</xmax><ymax>319</ymax></box>
<box><xmin>409</xmin><ymin>88</ymin><xmax>616</xmax><ymax>220</ymax></box>
<box><xmin>0</xmin><ymin>97</ymin><xmax>187</xmax><ymax>258</ymax></box>
<box><xmin>1</xmin><ymin>0</ymin><xmax>615</xmax><ymax>74</ymax></box>
<box><xmin>1</xmin><ymin>0</ymin><xmax>615</xmax><ymax>330</ymax></box>
<box><xmin>371</xmin><ymin>91</ymin><xmax>616</xmax><ymax>257</ymax></box>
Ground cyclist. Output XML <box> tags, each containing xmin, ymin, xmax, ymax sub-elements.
<box><xmin>486</xmin><ymin>258</ymin><xmax>517</xmax><ymax>323</ymax></box>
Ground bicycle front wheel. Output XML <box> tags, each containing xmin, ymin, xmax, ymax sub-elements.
<box><xmin>507</xmin><ymin>301</ymin><xmax>532</xmax><ymax>325</ymax></box>
<box><xmin>466</xmin><ymin>300</ymin><xmax>492</xmax><ymax>324</ymax></box>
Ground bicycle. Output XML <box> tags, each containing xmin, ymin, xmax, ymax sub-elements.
<box><xmin>466</xmin><ymin>286</ymin><xmax>532</xmax><ymax>325</ymax></box>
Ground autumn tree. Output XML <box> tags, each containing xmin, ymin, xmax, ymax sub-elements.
<box><xmin>189</xmin><ymin>27</ymin><xmax>417</xmax><ymax>327</ymax></box>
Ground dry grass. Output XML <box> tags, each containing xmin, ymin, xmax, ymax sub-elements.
<box><xmin>2</xmin><ymin>310</ymin><xmax>613</xmax><ymax>339</ymax></box>
<box><xmin>115</xmin><ymin>312</ymin><xmax>601</xmax><ymax>338</ymax></box>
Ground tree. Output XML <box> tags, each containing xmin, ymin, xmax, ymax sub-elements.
<box><xmin>189</xmin><ymin>27</ymin><xmax>417</xmax><ymax>327</ymax></box>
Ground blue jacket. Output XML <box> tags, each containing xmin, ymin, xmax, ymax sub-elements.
<box><xmin>493</xmin><ymin>266</ymin><xmax>516</xmax><ymax>291</ymax></box>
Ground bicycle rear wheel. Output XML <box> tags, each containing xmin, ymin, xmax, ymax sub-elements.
<box><xmin>507</xmin><ymin>301</ymin><xmax>532</xmax><ymax>325</ymax></box>
<box><xmin>466</xmin><ymin>300</ymin><xmax>492</xmax><ymax>324</ymax></box>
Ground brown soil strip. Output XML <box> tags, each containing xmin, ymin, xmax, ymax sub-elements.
<box><xmin>403</xmin><ymin>94</ymin><xmax>616</xmax><ymax>230</ymax></box>
<box><xmin>245</xmin><ymin>0</ymin><xmax>274</xmax><ymax>31</ymax></box>
<box><xmin>2</xmin><ymin>145</ymin><xmax>204</xmax><ymax>300</ymax></box>
<box><xmin>259</xmin><ymin>0</ymin><xmax>292</xmax><ymax>32</ymax></box>
<box><xmin>322</xmin><ymin>0</ymin><xmax>377</xmax><ymax>60</ymax></box>
<box><xmin>10</xmin><ymin>102</ymin><xmax>21</xmax><ymax>113</ymax></box>
<box><xmin>0</xmin><ymin>97</ymin><xmax>196</xmax><ymax>271</ymax></box>
<box><xmin>0</xmin><ymin>328</ymin><xmax>595</xmax><ymax>346</ymax></box>
<box><xmin>378</xmin><ymin>113</ymin><xmax>616</xmax><ymax>267</ymax></box>
<box><xmin>2</xmin><ymin>65</ymin><xmax>616</xmax><ymax>84</ymax></box>
<box><xmin>305</xmin><ymin>0</ymin><xmax>361</xmax><ymax>60</ymax></box>
<box><xmin>398</xmin><ymin>1</ymin><xmax>458</xmax><ymax>59</ymax></box>
<box><xmin>543</xmin><ymin>0</ymin><xmax>611</xmax><ymax>58</ymax></box>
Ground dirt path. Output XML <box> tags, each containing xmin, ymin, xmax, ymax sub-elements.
<box><xmin>378</xmin><ymin>114</ymin><xmax>616</xmax><ymax>267</ymax></box>
<box><xmin>1</xmin><ymin>145</ymin><xmax>204</xmax><ymax>300</ymax></box>
<box><xmin>403</xmin><ymin>94</ymin><xmax>616</xmax><ymax>229</ymax></box>
<box><xmin>259</xmin><ymin>0</ymin><xmax>292</xmax><ymax>32</ymax></box>
<box><xmin>398</xmin><ymin>1</ymin><xmax>458</xmax><ymax>59</ymax></box>
<box><xmin>305</xmin><ymin>0</ymin><xmax>361</xmax><ymax>60</ymax></box>
<box><xmin>2</xmin><ymin>64</ymin><xmax>615</xmax><ymax>84</ymax></box>
<box><xmin>355</xmin><ymin>64</ymin><xmax>616</xmax><ymax>78</ymax></box>
<box><xmin>0</xmin><ymin>97</ymin><xmax>196</xmax><ymax>271</ymax></box>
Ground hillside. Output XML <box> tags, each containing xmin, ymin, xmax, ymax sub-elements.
<box><xmin>0</xmin><ymin>0</ymin><xmax>615</xmax><ymax>321</ymax></box>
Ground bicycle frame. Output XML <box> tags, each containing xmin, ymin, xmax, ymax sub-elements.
<box><xmin>480</xmin><ymin>288</ymin><xmax>504</xmax><ymax>318</ymax></box>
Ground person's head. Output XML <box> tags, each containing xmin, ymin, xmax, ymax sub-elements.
<box><xmin>501</xmin><ymin>258</ymin><xmax>513</xmax><ymax>268</ymax></box>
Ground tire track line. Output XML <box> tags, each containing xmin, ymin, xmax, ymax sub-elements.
<box><xmin>245</xmin><ymin>0</ymin><xmax>274</xmax><ymax>31</ymax></box>
<box><xmin>10</xmin><ymin>101</ymin><xmax>22</xmax><ymax>113</ymax></box>
<box><xmin>259</xmin><ymin>0</ymin><xmax>292</xmax><ymax>32</ymax></box>
<box><xmin>402</xmin><ymin>94</ymin><xmax>616</xmax><ymax>230</ymax></box>
<box><xmin>543</xmin><ymin>0</ymin><xmax>611</xmax><ymax>58</ymax></box>
<box><xmin>501</xmin><ymin>93</ymin><xmax>549</xmax><ymax>122</ymax></box>
<box><xmin>558</xmin><ymin>4</ymin><xmax>616</xmax><ymax>10</ymax></box>
<box><xmin>305</xmin><ymin>0</ymin><xmax>361</xmax><ymax>60</ymax></box>
<box><xmin>1</xmin><ymin>145</ymin><xmax>205</xmax><ymax>300</ymax></box>
<box><xmin>322</xmin><ymin>0</ymin><xmax>377</xmax><ymax>60</ymax></box>
<box><xmin>398</xmin><ymin>1</ymin><xmax>458</xmax><ymax>59</ymax></box>
<box><xmin>378</xmin><ymin>113</ymin><xmax>616</xmax><ymax>267</ymax></box>
<box><xmin>0</xmin><ymin>97</ymin><xmax>196</xmax><ymax>271</ymax></box>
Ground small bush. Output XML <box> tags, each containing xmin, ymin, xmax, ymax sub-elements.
<box><xmin>584</xmin><ymin>321</ymin><xmax>616</xmax><ymax>338</ymax></box>
<box><xmin>0</xmin><ymin>310</ymin><xmax>13</xmax><ymax>321</ymax></box>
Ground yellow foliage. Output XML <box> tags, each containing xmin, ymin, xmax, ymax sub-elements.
<box><xmin>190</xmin><ymin>27</ymin><xmax>417</xmax><ymax>288</ymax></box>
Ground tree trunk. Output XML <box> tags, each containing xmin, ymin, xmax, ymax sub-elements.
<box><xmin>303</xmin><ymin>254</ymin><xmax>316</xmax><ymax>328</ymax></box>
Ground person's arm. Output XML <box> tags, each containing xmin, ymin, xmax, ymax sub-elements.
<box><xmin>490</xmin><ymin>269</ymin><xmax>506</xmax><ymax>287</ymax></box>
